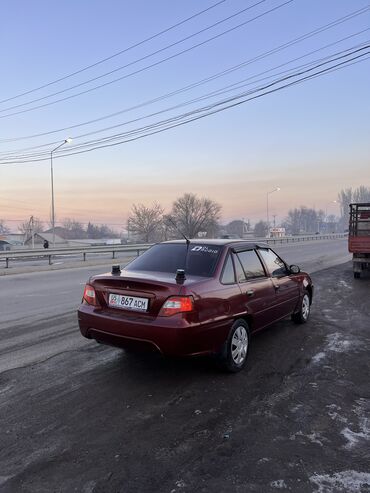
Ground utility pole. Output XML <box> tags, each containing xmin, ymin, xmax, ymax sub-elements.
<box><xmin>24</xmin><ymin>215</ymin><xmax>35</xmax><ymax>249</ymax></box>
<box><xmin>266</xmin><ymin>187</ymin><xmax>280</xmax><ymax>237</ymax></box>
<box><xmin>50</xmin><ymin>138</ymin><xmax>72</xmax><ymax>247</ymax></box>
<box><xmin>272</xmin><ymin>214</ymin><xmax>277</xmax><ymax>228</ymax></box>
<box><xmin>30</xmin><ymin>215</ymin><xmax>35</xmax><ymax>249</ymax></box>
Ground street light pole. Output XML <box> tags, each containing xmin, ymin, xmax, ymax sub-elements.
<box><xmin>266</xmin><ymin>187</ymin><xmax>280</xmax><ymax>237</ymax></box>
<box><xmin>50</xmin><ymin>138</ymin><xmax>72</xmax><ymax>247</ymax></box>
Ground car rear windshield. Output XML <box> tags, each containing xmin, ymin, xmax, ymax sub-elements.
<box><xmin>125</xmin><ymin>243</ymin><xmax>222</xmax><ymax>277</ymax></box>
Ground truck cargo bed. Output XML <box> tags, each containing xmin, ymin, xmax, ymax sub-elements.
<box><xmin>349</xmin><ymin>203</ymin><xmax>370</xmax><ymax>278</ymax></box>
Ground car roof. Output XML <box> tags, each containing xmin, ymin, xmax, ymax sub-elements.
<box><xmin>162</xmin><ymin>239</ymin><xmax>269</xmax><ymax>249</ymax></box>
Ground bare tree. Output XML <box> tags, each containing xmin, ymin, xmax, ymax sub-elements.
<box><xmin>337</xmin><ymin>186</ymin><xmax>370</xmax><ymax>231</ymax></box>
<box><xmin>282</xmin><ymin>207</ymin><xmax>325</xmax><ymax>234</ymax></box>
<box><xmin>338</xmin><ymin>188</ymin><xmax>353</xmax><ymax>230</ymax></box>
<box><xmin>167</xmin><ymin>193</ymin><xmax>221</xmax><ymax>238</ymax></box>
<box><xmin>353</xmin><ymin>186</ymin><xmax>370</xmax><ymax>202</ymax></box>
<box><xmin>128</xmin><ymin>203</ymin><xmax>164</xmax><ymax>243</ymax></box>
<box><xmin>18</xmin><ymin>216</ymin><xmax>44</xmax><ymax>235</ymax></box>
<box><xmin>62</xmin><ymin>218</ymin><xmax>87</xmax><ymax>239</ymax></box>
<box><xmin>0</xmin><ymin>219</ymin><xmax>10</xmax><ymax>235</ymax></box>
<box><xmin>225</xmin><ymin>219</ymin><xmax>245</xmax><ymax>238</ymax></box>
<box><xmin>86</xmin><ymin>222</ymin><xmax>119</xmax><ymax>239</ymax></box>
<box><xmin>254</xmin><ymin>220</ymin><xmax>268</xmax><ymax>238</ymax></box>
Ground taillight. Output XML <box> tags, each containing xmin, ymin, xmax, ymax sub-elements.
<box><xmin>82</xmin><ymin>284</ymin><xmax>97</xmax><ymax>306</ymax></box>
<box><xmin>159</xmin><ymin>296</ymin><xmax>194</xmax><ymax>317</ymax></box>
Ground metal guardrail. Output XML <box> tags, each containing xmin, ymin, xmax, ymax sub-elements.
<box><xmin>0</xmin><ymin>234</ymin><xmax>346</xmax><ymax>269</ymax></box>
<box><xmin>260</xmin><ymin>232</ymin><xmax>346</xmax><ymax>244</ymax></box>
<box><xmin>0</xmin><ymin>243</ymin><xmax>152</xmax><ymax>269</ymax></box>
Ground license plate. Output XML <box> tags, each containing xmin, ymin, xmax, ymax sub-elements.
<box><xmin>108</xmin><ymin>293</ymin><xmax>149</xmax><ymax>312</ymax></box>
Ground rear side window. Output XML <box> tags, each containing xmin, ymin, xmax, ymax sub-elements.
<box><xmin>125</xmin><ymin>243</ymin><xmax>222</xmax><ymax>277</ymax></box>
<box><xmin>221</xmin><ymin>254</ymin><xmax>236</xmax><ymax>284</ymax></box>
<box><xmin>258</xmin><ymin>249</ymin><xmax>287</xmax><ymax>278</ymax></box>
<box><xmin>236</xmin><ymin>250</ymin><xmax>266</xmax><ymax>279</ymax></box>
<box><xmin>233</xmin><ymin>255</ymin><xmax>247</xmax><ymax>283</ymax></box>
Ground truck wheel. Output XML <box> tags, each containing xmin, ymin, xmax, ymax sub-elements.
<box><xmin>354</xmin><ymin>272</ymin><xmax>360</xmax><ymax>279</ymax></box>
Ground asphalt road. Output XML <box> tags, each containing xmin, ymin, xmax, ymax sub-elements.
<box><xmin>1</xmin><ymin>238</ymin><xmax>369</xmax><ymax>492</ymax></box>
<box><xmin>0</xmin><ymin>237</ymin><xmax>349</xmax><ymax>276</ymax></box>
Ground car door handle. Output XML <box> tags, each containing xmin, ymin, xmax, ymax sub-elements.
<box><xmin>246</xmin><ymin>290</ymin><xmax>255</xmax><ymax>297</ymax></box>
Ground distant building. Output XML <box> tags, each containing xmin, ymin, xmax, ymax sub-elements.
<box><xmin>0</xmin><ymin>234</ymin><xmax>24</xmax><ymax>250</ymax></box>
<box><xmin>269</xmin><ymin>227</ymin><xmax>286</xmax><ymax>238</ymax></box>
<box><xmin>0</xmin><ymin>239</ymin><xmax>12</xmax><ymax>251</ymax></box>
<box><xmin>24</xmin><ymin>232</ymin><xmax>68</xmax><ymax>247</ymax></box>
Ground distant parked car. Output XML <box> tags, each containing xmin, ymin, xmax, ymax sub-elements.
<box><xmin>78</xmin><ymin>240</ymin><xmax>313</xmax><ymax>372</ymax></box>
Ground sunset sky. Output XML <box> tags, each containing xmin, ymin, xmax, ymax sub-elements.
<box><xmin>1</xmin><ymin>0</ymin><xmax>369</xmax><ymax>232</ymax></box>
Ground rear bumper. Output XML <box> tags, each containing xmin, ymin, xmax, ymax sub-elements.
<box><xmin>78</xmin><ymin>305</ymin><xmax>229</xmax><ymax>357</ymax></box>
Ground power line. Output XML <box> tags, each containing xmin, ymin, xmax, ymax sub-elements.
<box><xmin>2</xmin><ymin>45</ymin><xmax>369</xmax><ymax>161</ymax></box>
<box><xmin>2</xmin><ymin>39</ymin><xmax>369</xmax><ymax>160</ymax></box>
<box><xmin>0</xmin><ymin>0</ymin><xmax>293</xmax><ymax>118</ymax></box>
<box><xmin>1</xmin><ymin>12</ymin><xmax>368</xmax><ymax>150</ymax></box>
<box><xmin>0</xmin><ymin>0</ymin><xmax>268</xmax><ymax>113</ymax></box>
<box><xmin>1</xmin><ymin>45</ymin><xmax>368</xmax><ymax>165</ymax></box>
<box><xmin>63</xmin><ymin>50</ymin><xmax>369</xmax><ymax>155</ymax></box>
<box><xmin>6</xmin><ymin>2</ymin><xmax>367</xmax><ymax>122</ymax></box>
<box><xmin>0</xmin><ymin>0</ymin><xmax>227</xmax><ymax>105</ymax></box>
<box><xmin>56</xmin><ymin>45</ymin><xmax>370</xmax><ymax>151</ymax></box>
<box><xmin>7</xmin><ymin>41</ymin><xmax>368</xmax><ymax>159</ymax></box>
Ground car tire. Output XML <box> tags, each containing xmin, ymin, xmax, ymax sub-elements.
<box><xmin>292</xmin><ymin>292</ymin><xmax>310</xmax><ymax>324</ymax></box>
<box><xmin>217</xmin><ymin>319</ymin><xmax>250</xmax><ymax>373</ymax></box>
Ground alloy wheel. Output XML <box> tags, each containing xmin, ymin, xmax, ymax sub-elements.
<box><xmin>231</xmin><ymin>325</ymin><xmax>249</xmax><ymax>365</ymax></box>
<box><xmin>302</xmin><ymin>294</ymin><xmax>310</xmax><ymax>321</ymax></box>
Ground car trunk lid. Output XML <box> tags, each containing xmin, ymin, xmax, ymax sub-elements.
<box><xmin>91</xmin><ymin>270</ymin><xmax>185</xmax><ymax>318</ymax></box>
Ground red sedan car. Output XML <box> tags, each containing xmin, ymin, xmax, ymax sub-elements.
<box><xmin>78</xmin><ymin>240</ymin><xmax>313</xmax><ymax>372</ymax></box>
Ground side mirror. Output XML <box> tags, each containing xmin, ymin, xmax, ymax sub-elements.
<box><xmin>289</xmin><ymin>264</ymin><xmax>300</xmax><ymax>274</ymax></box>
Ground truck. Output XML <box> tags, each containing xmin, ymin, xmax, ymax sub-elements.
<box><xmin>348</xmin><ymin>202</ymin><xmax>370</xmax><ymax>279</ymax></box>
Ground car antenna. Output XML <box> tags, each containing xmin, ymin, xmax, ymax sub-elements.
<box><xmin>166</xmin><ymin>216</ymin><xmax>190</xmax><ymax>246</ymax></box>
<box><xmin>165</xmin><ymin>217</ymin><xmax>190</xmax><ymax>284</ymax></box>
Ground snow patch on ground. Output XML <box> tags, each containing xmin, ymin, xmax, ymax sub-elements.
<box><xmin>82</xmin><ymin>481</ymin><xmax>97</xmax><ymax>493</ymax></box>
<box><xmin>290</xmin><ymin>404</ymin><xmax>303</xmax><ymax>413</ymax></box>
<box><xmin>0</xmin><ymin>476</ymin><xmax>13</xmax><ymax>487</ymax></box>
<box><xmin>341</xmin><ymin>399</ymin><xmax>370</xmax><ymax>450</ymax></box>
<box><xmin>289</xmin><ymin>430</ymin><xmax>323</xmax><ymax>446</ymax></box>
<box><xmin>0</xmin><ymin>384</ymin><xmax>13</xmax><ymax>395</ymax></box>
<box><xmin>338</xmin><ymin>279</ymin><xmax>353</xmax><ymax>289</ymax></box>
<box><xmin>310</xmin><ymin>470</ymin><xmax>370</xmax><ymax>492</ymax></box>
<box><xmin>341</xmin><ymin>427</ymin><xmax>367</xmax><ymax>449</ymax></box>
<box><xmin>311</xmin><ymin>332</ymin><xmax>361</xmax><ymax>365</ymax></box>
<box><xmin>326</xmin><ymin>333</ymin><xmax>353</xmax><ymax>352</ymax></box>
<box><xmin>270</xmin><ymin>479</ymin><xmax>287</xmax><ymax>489</ymax></box>
<box><xmin>175</xmin><ymin>479</ymin><xmax>187</xmax><ymax>488</ymax></box>
<box><xmin>312</xmin><ymin>352</ymin><xmax>326</xmax><ymax>363</ymax></box>
<box><xmin>326</xmin><ymin>404</ymin><xmax>348</xmax><ymax>424</ymax></box>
